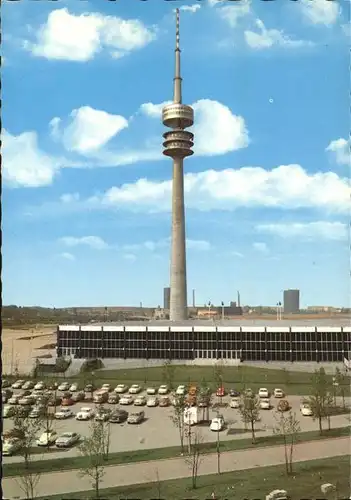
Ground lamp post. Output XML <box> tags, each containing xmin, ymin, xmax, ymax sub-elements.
<box><xmin>208</xmin><ymin>301</ymin><xmax>212</xmax><ymax>319</ymax></box>
<box><xmin>91</xmin><ymin>371</ymin><xmax>95</xmax><ymax>401</ymax></box>
<box><xmin>53</xmin><ymin>382</ymin><xmax>58</xmax><ymax>415</ymax></box>
<box><xmin>221</xmin><ymin>302</ymin><xmax>224</xmax><ymax>321</ymax></box>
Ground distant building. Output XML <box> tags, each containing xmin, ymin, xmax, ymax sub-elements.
<box><xmin>284</xmin><ymin>289</ymin><xmax>300</xmax><ymax>314</ymax></box>
<box><xmin>163</xmin><ymin>287</ymin><xmax>171</xmax><ymax>311</ymax></box>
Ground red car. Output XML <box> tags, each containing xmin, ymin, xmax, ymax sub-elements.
<box><xmin>216</xmin><ymin>387</ymin><xmax>225</xmax><ymax>397</ymax></box>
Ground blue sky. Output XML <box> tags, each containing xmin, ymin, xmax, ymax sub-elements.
<box><xmin>3</xmin><ymin>0</ymin><xmax>350</xmax><ymax>309</ymax></box>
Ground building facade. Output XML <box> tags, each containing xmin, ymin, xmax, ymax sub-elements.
<box><xmin>163</xmin><ymin>287</ymin><xmax>171</xmax><ymax>311</ymax></box>
<box><xmin>284</xmin><ymin>289</ymin><xmax>300</xmax><ymax>314</ymax></box>
<box><xmin>57</xmin><ymin>324</ymin><xmax>351</xmax><ymax>363</ymax></box>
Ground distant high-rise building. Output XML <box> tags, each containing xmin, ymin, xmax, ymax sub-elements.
<box><xmin>163</xmin><ymin>287</ymin><xmax>171</xmax><ymax>310</ymax></box>
<box><xmin>283</xmin><ymin>289</ymin><xmax>300</xmax><ymax>314</ymax></box>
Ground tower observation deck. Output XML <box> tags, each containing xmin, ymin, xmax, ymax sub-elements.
<box><xmin>162</xmin><ymin>9</ymin><xmax>194</xmax><ymax>321</ymax></box>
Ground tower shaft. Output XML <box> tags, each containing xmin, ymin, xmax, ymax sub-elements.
<box><xmin>170</xmin><ymin>157</ymin><xmax>187</xmax><ymax>320</ymax></box>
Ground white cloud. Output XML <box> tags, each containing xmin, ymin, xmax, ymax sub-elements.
<box><xmin>178</xmin><ymin>5</ymin><xmax>201</xmax><ymax>13</ymax></box>
<box><xmin>139</xmin><ymin>98</ymin><xmax>249</xmax><ymax>156</ymax></box>
<box><xmin>59</xmin><ymin>236</ymin><xmax>109</xmax><ymax>250</ymax></box>
<box><xmin>218</xmin><ymin>0</ymin><xmax>251</xmax><ymax>27</ymax></box>
<box><xmin>186</xmin><ymin>239</ymin><xmax>211</xmax><ymax>251</ymax></box>
<box><xmin>245</xmin><ymin>19</ymin><xmax>313</xmax><ymax>50</ymax></box>
<box><xmin>61</xmin><ymin>106</ymin><xmax>128</xmax><ymax>154</ymax></box>
<box><xmin>60</xmin><ymin>252</ymin><xmax>75</xmax><ymax>261</ymax></box>
<box><xmin>49</xmin><ymin>117</ymin><xmax>61</xmax><ymax>140</ymax></box>
<box><xmin>256</xmin><ymin>221</ymin><xmax>348</xmax><ymax>241</ymax></box>
<box><xmin>231</xmin><ymin>251</ymin><xmax>244</xmax><ymax>258</ymax></box>
<box><xmin>253</xmin><ymin>242</ymin><xmax>269</xmax><ymax>253</ymax></box>
<box><xmin>94</xmin><ymin>164</ymin><xmax>349</xmax><ymax>214</ymax></box>
<box><xmin>24</xmin><ymin>8</ymin><xmax>155</xmax><ymax>61</ymax></box>
<box><xmin>60</xmin><ymin>193</ymin><xmax>80</xmax><ymax>203</ymax></box>
<box><xmin>2</xmin><ymin>129</ymin><xmax>60</xmax><ymax>187</ymax></box>
<box><xmin>299</xmin><ymin>0</ymin><xmax>341</xmax><ymax>25</ymax></box>
<box><xmin>123</xmin><ymin>253</ymin><xmax>137</xmax><ymax>262</ymax></box>
<box><xmin>326</xmin><ymin>138</ymin><xmax>350</xmax><ymax>166</ymax></box>
<box><xmin>123</xmin><ymin>238</ymin><xmax>211</xmax><ymax>252</ymax></box>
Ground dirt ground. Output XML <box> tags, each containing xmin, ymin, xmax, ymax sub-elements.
<box><xmin>2</xmin><ymin>326</ymin><xmax>57</xmax><ymax>376</ymax></box>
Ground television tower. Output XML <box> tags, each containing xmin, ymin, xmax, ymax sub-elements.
<box><xmin>162</xmin><ymin>9</ymin><xmax>194</xmax><ymax>321</ymax></box>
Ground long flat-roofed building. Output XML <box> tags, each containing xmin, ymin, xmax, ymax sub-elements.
<box><xmin>57</xmin><ymin>319</ymin><xmax>351</xmax><ymax>364</ymax></box>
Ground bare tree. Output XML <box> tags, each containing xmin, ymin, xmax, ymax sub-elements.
<box><xmin>238</xmin><ymin>393</ymin><xmax>261</xmax><ymax>444</ymax></box>
<box><xmin>162</xmin><ymin>360</ymin><xmax>176</xmax><ymax>390</ymax></box>
<box><xmin>77</xmin><ymin>419</ymin><xmax>108</xmax><ymax>499</ymax></box>
<box><xmin>273</xmin><ymin>410</ymin><xmax>301</xmax><ymax>475</ymax></box>
<box><xmin>170</xmin><ymin>393</ymin><xmax>187</xmax><ymax>454</ymax></box>
<box><xmin>213</xmin><ymin>361</ymin><xmax>224</xmax><ymax>404</ymax></box>
<box><xmin>199</xmin><ymin>378</ymin><xmax>212</xmax><ymax>422</ymax></box>
<box><xmin>304</xmin><ymin>368</ymin><xmax>332</xmax><ymax>435</ymax></box>
<box><xmin>184</xmin><ymin>429</ymin><xmax>204</xmax><ymax>489</ymax></box>
<box><xmin>154</xmin><ymin>468</ymin><xmax>162</xmax><ymax>500</ymax></box>
<box><xmin>334</xmin><ymin>367</ymin><xmax>346</xmax><ymax>409</ymax></box>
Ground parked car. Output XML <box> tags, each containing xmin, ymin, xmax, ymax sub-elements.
<box><xmin>55</xmin><ymin>407</ymin><xmax>74</xmax><ymax>419</ymax></box>
<box><xmin>34</xmin><ymin>381</ymin><xmax>46</xmax><ymax>391</ymax></box>
<box><xmin>95</xmin><ymin>408</ymin><xmax>112</xmax><ymax>422</ymax></box>
<box><xmin>147</xmin><ymin>397</ymin><xmax>159</xmax><ymax>407</ymax></box>
<box><xmin>277</xmin><ymin>399</ymin><xmax>290</xmax><ymax>412</ymax></box>
<box><xmin>56</xmin><ymin>432</ymin><xmax>80</xmax><ymax>448</ymax></box>
<box><xmin>17</xmin><ymin>406</ymin><xmax>32</xmax><ymax>417</ymax></box>
<box><xmin>11</xmin><ymin>379</ymin><xmax>25</xmax><ymax>389</ymax></box>
<box><xmin>229</xmin><ymin>389</ymin><xmax>240</xmax><ymax>397</ymax></box>
<box><xmin>216</xmin><ymin>387</ymin><xmax>225</xmax><ymax>397</ymax></box>
<box><xmin>159</xmin><ymin>396</ymin><xmax>170</xmax><ymax>407</ymax></box>
<box><xmin>229</xmin><ymin>398</ymin><xmax>240</xmax><ymax>409</ymax></box>
<box><xmin>127</xmin><ymin>411</ymin><xmax>145</xmax><ymax>424</ymax></box>
<box><xmin>37</xmin><ymin>431</ymin><xmax>58</xmax><ymax>447</ymax></box>
<box><xmin>134</xmin><ymin>395</ymin><xmax>147</xmax><ymax>406</ymax></box>
<box><xmin>244</xmin><ymin>388</ymin><xmax>253</xmax><ymax>397</ymax></box>
<box><xmin>84</xmin><ymin>384</ymin><xmax>95</xmax><ymax>393</ymax></box>
<box><xmin>61</xmin><ymin>396</ymin><xmax>74</xmax><ymax>406</ymax></box>
<box><xmin>29</xmin><ymin>405</ymin><xmax>46</xmax><ymax>418</ymax></box>
<box><xmin>22</xmin><ymin>380</ymin><xmax>35</xmax><ymax>390</ymax></box>
<box><xmin>260</xmin><ymin>398</ymin><xmax>271</xmax><ymax>410</ymax></box>
<box><xmin>300</xmin><ymin>403</ymin><xmax>313</xmax><ymax>416</ymax></box>
<box><xmin>115</xmin><ymin>384</ymin><xmax>128</xmax><ymax>394</ymax></box>
<box><xmin>19</xmin><ymin>396</ymin><xmax>35</xmax><ymax>406</ymax></box>
<box><xmin>146</xmin><ymin>387</ymin><xmax>156</xmax><ymax>395</ymax></box>
<box><xmin>72</xmin><ymin>391</ymin><xmax>85</xmax><ymax>403</ymax></box>
<box><xmin>3</xmin><ymin>438</ymin><xmax>23</xmax><ymax>456</ymax></box>
<box><xmin>58</xmin><ymin>382</ymin><xmax>70</xmax><ymax>392</ymax></box>
<box><xmin>129</xmin><ymin>384</ymin><xmax>142</xmax><ymax>394</ymax></box>
<box><xmin>274</xmin><ymin>388</ymin><xmax>284</xmax><ymax>398</ymax></box>
<box><xmin>258</xmin><ymin>388</ymin><xmax>269</xmax><ymax>398</ymax></box>
<box><xmin>101</xmin><ymin>383</ymin><xmax>112</xmax><ymax>392</ymax></box>
<box><xmin>210</xmin><ymin>415</ymin><xmax>225</xmax><ymax>432</ymax></box>
<box><xmin>3</xmin><ymin>405</ymin><xmax>16</xmax><ymax>418</ymax></box>
<box><xmin>108</xmin><ymin>392</ymin><xmax>119</xmax><ymax>404</ymax></box>
<box><xmin>158</xmin><ymin>385</ymin><xmax>169</xmax><ymax>395</ymax></box>
<box><xmin>109</xmin><ymin>409</ymin><xmax>128</xmax><ymax>423</ymax></box>
<box><xmin>69</xmin><ymin>383</ymin><xmax>79</xmax><ymax>392</ymax></box>
<box><xmin>176</xmin><ymin>385</ymin><xmax>186</xmax><ymax>396</ymax></box>
<box><xmin>76</xmin><ymin>407</ymin><xmax>95</xmax><ymax>420</ymax></box>
<box><xmin>120</xmin><ymin>394</ymin><xmax>134</xmax><ymax>405</ymax></box>
<box><xmin>8</xmin><ymin>394</ymin><xmax>21</xmax><ymax>405</ymax></box>
<box><xmin>2</xmin><ymin>379</ymin><xmax>11</xmax><ymax>388</ymax></box>
<box><xmin>93</xmin><ymin>391</ymin><xmax>109</xmax><ymax>404</ymax></box>
<box><xmin>197</xmin><ymin>396</ymin><xmax>209</xmax><ymax>408</ymax></box>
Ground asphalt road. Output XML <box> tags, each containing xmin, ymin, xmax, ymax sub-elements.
<box><xmin>3</xmin><ymin>395</ymin><xmax>350</xmax><ymax>464</ymax></box>
<box><xmin>3</xmin><ymin>437</ymin><xmax>350</xmax><ymax>499</ymax></box>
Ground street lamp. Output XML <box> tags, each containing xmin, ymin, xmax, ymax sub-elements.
<box><xmin>53</xmin><ymin>382</ymin><xmax>58</xmax><ymax>415</ymax></box>
<box><xmin>221</xmin><ymin>302</ymin><xmax>224</xmax><ymax>321</ymax></box>
<box><xmin>208</xmin><ymin>301</ymin><xmax>212</xmax><ymax>319</ymax></box>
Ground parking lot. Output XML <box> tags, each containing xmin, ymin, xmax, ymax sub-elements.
<box><xmin>3</xmin><ymin>382</ymin><xmax>350</xmax><ymax>464</ymax></box>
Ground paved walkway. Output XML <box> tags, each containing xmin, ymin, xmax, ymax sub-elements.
<box><xmin>3</xmin><ymin>437</ymin><xmax>350</xmax><ymax>499</ymax></box>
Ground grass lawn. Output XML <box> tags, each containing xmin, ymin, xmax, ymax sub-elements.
<box><xmin>37</xmin><ymin>455</ymin><xmax>351</xmax><ymax>500</ymax></box>
<box><xmin>4</xmin><ymin>426</ymin><xmax>350</xmax><ymax>478</ymax></box>
<box><xmin>55</xmin><ymin>364</ymin><xmax>350</xmax><ymax>397</ymax></box>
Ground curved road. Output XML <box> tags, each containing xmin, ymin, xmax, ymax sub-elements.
<box><xmin>4</xmin><ymin>437</ymin><xmax>350</xmax><ymax>499</ymax></box>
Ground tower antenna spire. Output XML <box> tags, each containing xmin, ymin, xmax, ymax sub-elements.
<box><xmin>173</xmin><ymin>8</ymin><xmax>182</xmax><ymax>104</ymax></box>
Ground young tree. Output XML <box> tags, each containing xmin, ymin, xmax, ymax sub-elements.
<box><xmin>304</xmin><ymin>368</ymin><xmax>333</xmax><ymax>435</ymax></box>
<box><xmin>213</xmin><ymin>361</ymin><xmax>224</xmax><ymax>405</ymax></box>
<box><xmin>238</xmin><ymin>393</ymin><xmax>261</xmax><ymax>444</ymax></box>
<box><xmin>77</xmin><ymin>420</ymin><xmax>108</xmax><ymax>499</ymax></box>
<box><xmin>169</xmin><ymin>393</ymin><xmax>187</xmax><ymax>454</ymax></box>
<box><xmin>334</xmin><ymin>367</ymin><xmax>346</xmax><ymax>409</ymax></box>
<box><xmin>184</xmin><ymin>429</ymin><xmax>204</xmax><ymax>489</ymax></box>
<box><xmin>162</xmin><ymin>360</ymin><xmax>177</xmax><ymax>390</ymax></box>
<box><xmin>199</xmin><ymin>378</ymin><xmax>212</xmax><ymax>422</ymax></box>
<box><xmin>273</xmin><ymin>410</ymin><xmax>301</xmax><ymax>475</ymax></box>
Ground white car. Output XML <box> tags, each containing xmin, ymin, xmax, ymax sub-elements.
<box><xmin>34</xmin><ymin>381</ymin><xmax>45</xmax><ymax>391</ymax></box>
<box><xmin>147</xmin><ymin>397</ymin><xmax>159</xmax><ymax>407</ymax></box>
<box><xmin>129</xmin><ymin>384</ymin><xmax>142</xmax><ymax>394</ymax></box>
<box><xmin>115</xmin><ymin>384</ymin><xmax>128</xmax><ymax>394</ymax></box>
<box><xmin>120</xmin><ymin>394</ymin><xmax>134</xmax><ymax>405</ymax></box>
<box><xmin>37</xmin><ymin>431</ymin><xmax>58</xmax><ymax>447</ymax></box>
<box><xmin>274</xmin><ymin>388</ymin><xmax>284</xmax><ymax>398</ymax></box>
<box><xmin>55</xmin><ymin>407</ymin><xmax>74</xmax><ymax>419</ymax></box>
<box><xmin>210</xmin><ymin>416</ymin><xmax>225</xmax><ymax>432</ymax></box>
<box><xmin>158</xmin><ymin>385</ymin><xmax>169</xmax><ymax>395</ymax></box>
<box><xmin>3</xmin><ymin>438</ymin><xmax>23</xmax><ymax>456</ymax></box>
<box><xmin>76</xmin><ymin>407</ymin><xmax>95</xmax><ymax>420</ymax></box>
<box><xmin>11</xmin><ymin>379</ymin><xmax>25</xmax><ymax>389</ymax></box>
<box><xmin>134</xmin><ymin>395</ymin><xmax>147</xmax><ymax>406</ymax></box>
<box><xmin>300</xmin><ymin>403</ymin><xmax>313</xmax><ymax>416</ymax></box>
<box><xmin>69</xmin><ymin>383</ymin><xmax>79</xmax><ymax>392</ymax></box>
<box><xmin>176</xmin><ymin>385</ymin><xmax>186</xmax><ymax>396</ymax></box>
<box><xmin>146</xmin><ymin>387</ymin><xmax>156</xmax><ymax>395</ymax></box>
<box><xmin>8</xmin><ymin>394</ymin><xmax>21</xmax><ymax>405</ymax></box>
<box><xmin>258</xmin><ymin>388</ymin><xmax>269</xmax><ymax>398</ymax></box>
<box><xmin>58</xmin><ymin>382</ymin><xmax>70</xmax><ymax>392</ymax></box>
<box><xmin>260</xmin><ymin>398</ymin><xmax>271</xmax><ymax>410</ymax></box>
<box><xmin>101</xmin><ymin>383</ymin><xmax>111</xmax><ymax>392</ymax></box>
<box><xmin>229</xmin><ymin>398</ymin><xmax>240</xmax><ymax>409</ymax></box>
